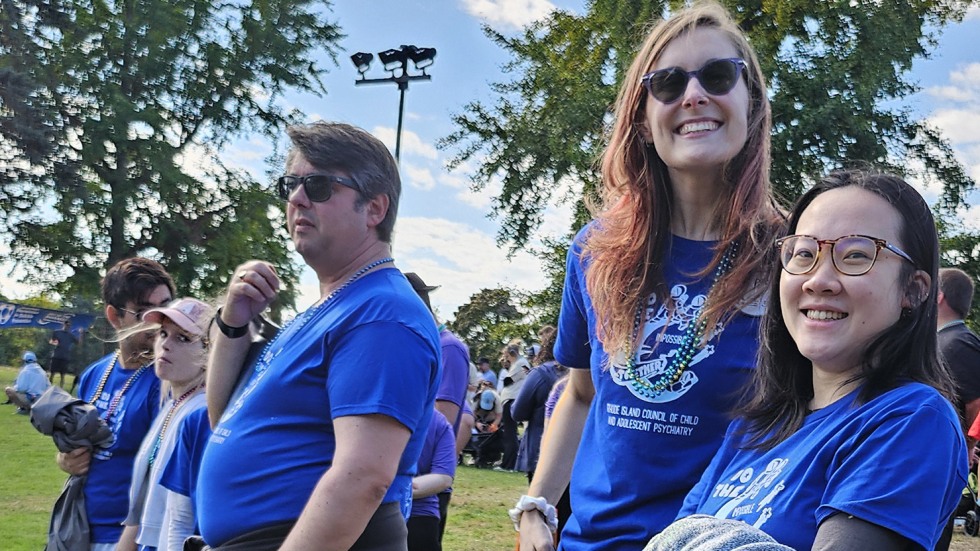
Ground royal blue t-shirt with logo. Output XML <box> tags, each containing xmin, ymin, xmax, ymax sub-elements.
<box><xmin>679</xmin><ymin>383</ymin><xmax>966</xmax><ymax>550</ymax></box>
<box><xmin>77</xmin><ymin>353</ymin><xmax>161</xmax><ymax>544</ymax></box>
<box><xmin>554</xmin><ymin>225</ymin><xmax>764</xmax><ymax>551</ymax></box>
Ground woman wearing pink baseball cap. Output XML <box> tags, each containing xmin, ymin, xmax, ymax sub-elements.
<box><xmin>119</xmin><ymin>297</ymin><xmax>214</xmax><ymax>551</ymax></box>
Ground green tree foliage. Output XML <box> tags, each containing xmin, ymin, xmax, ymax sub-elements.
<box><xmin>449</xmin><ymin>287</ymin><xmax>537</xmax><ymax>366</ymax></box>
<box><xmin>0</xmin><ymin>0</ymin><xmax>345</xmax><ymax>305</ymax></box>
<box><xmin>440</xmin><ymin>0</ymin><xmax>975</xmax><ymax>250</ymax></box>
<box><xmin>524</xmin><ymin>237</ymin><xmax>569</xmax><ymax>329</ymax></box>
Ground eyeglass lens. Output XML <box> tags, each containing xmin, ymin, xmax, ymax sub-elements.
<box><xmin>644</xmin><ymin>58</ymin><xmax>743</xmax><ymax>104</ymax></box>
<box><xmin>277</xmin><ymin>175</ymin><xmax>337</xmax><ymax>202</ymax></box>
<box><xmin>779</xmin><ymin>236</ymin><xmax>881</xmax><ymax>276</ymax></box>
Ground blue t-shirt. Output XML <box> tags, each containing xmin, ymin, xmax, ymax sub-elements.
<box><xmin>554</xmin><ymin>226</ymin><xmax>764</xmax><ymax>551</ymax></box>
<box><xmin>78</xmin><ymin>353</ymin><xmax>161</xmax><ymax>543</ymax></box>
<box><xmin>411</xmin><ymin>410</ymin><xmax>457</xmax><ymax>519</ymax></box>
<box><xmin>679</xmin><ymin>383</ymin><xmax>968</xmax><ymax>550</ymax></box>
<box><xmin>160</xmin><ymin>404</ymin><xmax>211</xmax><ymax>509</ymax></box>
<box><xmin>197</xmin><ymin>268</ymin><xmax>441</xmax><ymax>546</ymax></box>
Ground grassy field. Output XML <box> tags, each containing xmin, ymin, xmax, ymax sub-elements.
<box><xmin>3</xmin><ymin>364</ymin><xmax>977</xmax><ymax>550</ymax></box>
<box><xmin>0</xmin><ymin>366</ymin><xmax>528</xmax><ymax>550</ymax></box>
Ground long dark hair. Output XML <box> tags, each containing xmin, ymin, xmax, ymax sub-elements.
<box><xmin>739</xmin><ymin>169</ymin><xmax>955</xmax><ymax>449</ymax></box>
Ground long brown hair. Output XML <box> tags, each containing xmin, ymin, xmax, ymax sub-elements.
<box><xmin>584</xmin><ymin>1</ymin><xmax>782</xmax><ymax>359</ymax></box>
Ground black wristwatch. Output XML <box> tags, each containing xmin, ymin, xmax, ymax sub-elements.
<box><xmin>215</xmin><ymin>307</ymin><xmax>249</xmax><ymax>338</ymax></box>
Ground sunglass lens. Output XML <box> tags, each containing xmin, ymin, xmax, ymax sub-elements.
<box><xmin>699</xmin><ymin>60</ymin><xmax>738</xmax><ymax>95</ymax></box>
<box><xmin>276</xmin><ymin>176</ymin><xmax>296</xmax><ymax>200</ymax></box>
<box><xmin>303</xmin><ymin>175</ymin><xmax>333</xmax><ymax>202</ymax></box>
<box><xmin>650</xmin><ymin>68</ymin><xmax>688</xmax><ymax>103</ymax></box>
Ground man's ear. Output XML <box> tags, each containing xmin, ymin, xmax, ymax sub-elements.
<box><xmin>106</xmin><ymin>305</ymin><xmax>123</xmax><ymax>330</ymax></box>
<box><xmin>365</xmin><ymin>193</ymin><xmax>389</xmax><ymax>229</ymax></box>
<box><xmin>937</xmin><ymin>290</ymin><xmax>946</xmax><ymax>306</ymax></box>
<box><xmin>902</xmin><ymin>270</ymin><xmax>932</xmax><ymax>309</ymax></box>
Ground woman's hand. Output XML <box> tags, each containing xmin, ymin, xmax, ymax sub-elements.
<box><xmin>519</xmin><ymin>510</ymin><xmax>556</xmax><ymax>551</ymax></box>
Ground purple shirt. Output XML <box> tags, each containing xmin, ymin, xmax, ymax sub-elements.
<box><xmin>436</xmin><ymin>328</ymin><xmax>470</xmax><ymax>430</ymax></box>
<box><xmin>411</xmin><ymin>410</ymin><xmax>457</xmax><ymax>519</ymax></box>
<box><xmin>545</xmin><ymin>377</ymin><xmax>568</xmax><ymax>421</ymax></box>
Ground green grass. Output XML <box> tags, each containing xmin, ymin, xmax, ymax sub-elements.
<box><xmin>0</xmin><ymin>365</ymin><xmax>529</xmax><ymax>550</ymax></box>
<box><xmin>0</xmin><ymin>366</ymin><xmax>77</xmax><ymax>550</ymax></box>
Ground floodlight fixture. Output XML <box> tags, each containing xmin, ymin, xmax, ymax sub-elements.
<box><xmin>407</xmin><ymin>46</ymin><xmax>437</xmax><ymax>71</ymax></box>
<box><xmin>350</xmin><ymin>52</ymin><xmax>374</xmax><ymax>75</ymax></box>
<box><xmin>352</xmin><ymin>44</ymin><xmax>437</xmax><ymax>162</ymax></box>
<box><xmin>378</xmin><ymin>47</ymin><xmax>409</xmax><ymax>72</ymax></box>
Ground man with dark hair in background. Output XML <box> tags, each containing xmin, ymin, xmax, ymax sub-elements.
<box><xmin>49</xmin><ymin>320</ymin><xmax>78</xmax><ymax>388</ymax></box>
<box><xmin>406</xmin><ymin>271</ymin><xmax>471</xmax><ymax>543</ymax></box>
<box><xmin>938</xmin><ymin>268</ymin><xmax>980</xmax><ymax>432</ymax></box>
<box><xmin>56</xmin><ymin>257</ymin><xmax>176</xmax><ymax>550</ymax></box>
<box><xmin>936</xmin><ymin>267</ymin><xmax>980</xmax><ymax>551</ymax></box>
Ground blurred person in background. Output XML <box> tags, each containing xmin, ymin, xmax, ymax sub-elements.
<box><xmin>5</xmin><ymin>351</ymin><xmax>50</xmax><ymax>414</ymax></box>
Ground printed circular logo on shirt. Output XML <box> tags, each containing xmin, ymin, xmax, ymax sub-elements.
<box><xmin>610</xmin><ymin>284</ymin><xmax>726</xmax><ymax>404</ymax></box>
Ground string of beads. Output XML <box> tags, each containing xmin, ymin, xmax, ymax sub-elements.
<box><xmin>253</xmin><ymin>257</ymin><xmax>395</xmax><ymax>378</ymax></box>
<box><xmin>148</xmin><ymin>384</ymin><xmax>205</xmax><ymax>467</ymax></box>
<box><xmin>88</xmin><ymin>350</ymin><xmax>150</xmax><ymax>424</ymax></box>
<box><xmin>624</xmin><ymin>243</ymin><xmax>737</xmax><ymax>400</ymax></box>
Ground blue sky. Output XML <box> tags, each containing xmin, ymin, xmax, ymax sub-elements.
<box><xmin>2</xmin><ymin>0</ymin><xmax>978</xmax><ymax>321</ymax></box>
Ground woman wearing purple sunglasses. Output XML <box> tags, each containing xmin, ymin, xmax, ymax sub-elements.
<box><xmin>511</xmin><ymin>2</ymin><xmax>782</xmax><ymax>550</ymax></box>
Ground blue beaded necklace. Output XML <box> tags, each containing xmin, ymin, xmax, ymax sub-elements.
<box><xmin>624</xmin><ymin>243</ymin><xmax>737</xmax><ymax>400</ymax></box>
<box><xmin>252</xmin><ymin>257</ymin><xmax>394</xmax><ymax>378</ymax></box>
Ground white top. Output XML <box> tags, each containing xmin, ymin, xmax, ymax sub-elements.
<box><xmin>125</xmin><ymin>391</ymin><xmax>206</xmax><ymax>549</ymax></box>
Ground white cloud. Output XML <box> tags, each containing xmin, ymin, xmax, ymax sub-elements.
<box><xmin>402</xmin><ymin>163</ymin><xmax>437</xmax><ymax>190</ymax></box>
<box><xmin>224</xmin><ymin>137</ymin><xmax>274</xmax><ymax>165</ymax></box>
<box><xmin>0</xmin><ymin>271</ymin><xmax>40</xmax><ymax>300</ymax></box>
<box><xmin>456</xmin><ymin>177</ymin><xmax>499</xmax><ymax>210</ymax></box>
<box><xmin>286</xmin><ymin>216</ymin><xmax>548</xmax><ymax>320</ymax></box>
<box><xmin>928</xmin><ymin>108</ymin><xmax>980</xmax><ymax>145</ymax></box>
<box><xmin>393</xmin><ymin>216</ymin><xmax>547</xmax><ymax>318</ymax></box>
<box><xmin>437</xmin><ymin>171</ymin><xmax>471</xmax><ymax>190</ymax></box>
<box><xmin>174</xmin><ymin>142</ymin><xmax>223</xmax><ymax>181</ymax></box>
<box><xmin>460</xmin><ymin>0</ymin><xmax>557</xmax><ymax>31</ymax></box>
<box><xmin>948</xmin><ymin>62</ymin><xmax>980</xmax><ymax>89</ymax></box>
<box><xmin>371</xmin><ymin>126</ymin><xmax>439</xmax><ymax>160</ymax></box>
<box><xmin>925</xmin><ymin>85</ymin><xmax>974</xmax><ymax>103</ymax></box>
<box><xmin>966</xmin><ymin>6</ymin><xmax>980</xmax><ymax>21</ymax></box>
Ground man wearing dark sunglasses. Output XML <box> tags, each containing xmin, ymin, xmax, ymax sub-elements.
<box><xmin>200</xmin><ymin>121</ymin><xmax>441</xmax><ymax>551</ymax></box>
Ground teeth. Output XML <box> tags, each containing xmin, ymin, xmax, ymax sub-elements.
<box><xmin>679</xmin><ymin>121</ymin><xmax>719</xmax><ymax>135</ymax></box>
<box><xmin>806</xmin><ymin>310</ymin><xmax>846</xmax><ymax>320</ymax></box>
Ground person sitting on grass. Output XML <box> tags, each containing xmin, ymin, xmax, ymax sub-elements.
<box><xmin>5</xmin><ymin>351</ymin><xmax>50</xmax><ymax>414</ymax></box>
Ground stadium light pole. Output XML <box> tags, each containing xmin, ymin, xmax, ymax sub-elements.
<box><xmin>351</xmin><ymin>45</ymin><xmax>436</xmax><ymax>162</ymax></box>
